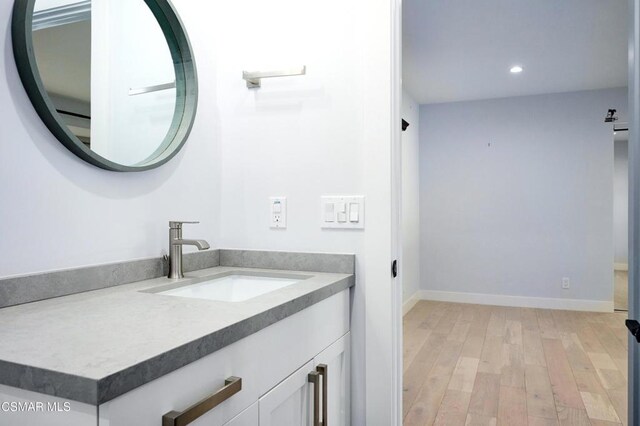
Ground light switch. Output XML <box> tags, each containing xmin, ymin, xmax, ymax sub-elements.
<box><xmin>270</xmin><ymin>197</ymin><xmax>287</xmax><ymax>229</ymax></box>
<box><xmin>349</xmin><ymin>203</ymin><xmax>359</xmax><ymax>222</ymax></box>
<box><xmin>321</xmin><ymin>196</ymin><xmax>365</xmax><ymax>229</ymax></box>
<box><xmin>324</xmin><ymin>203</ymin><xmax>335</xmax><ymax>222</ymax></box>
<box><xmin>337</xmin><ymin>202</ymin><xmax>347</xmax><ymax>222</ymax></box>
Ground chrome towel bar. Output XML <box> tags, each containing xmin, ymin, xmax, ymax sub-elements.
<box><xmin>242</xmin><ymin>66</ymin><xmax>306</xmax><ymax>88</ymax></box>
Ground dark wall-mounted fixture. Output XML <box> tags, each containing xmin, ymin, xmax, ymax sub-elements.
<box><xmin>605</xmin><ymin>109</ymin><xmax>619</xmax><ymax>123</ymax></box>
<box><xmin>402</xmin><ymin>119</ymin><xmax>409</xmax><ymax>131</ymax></box>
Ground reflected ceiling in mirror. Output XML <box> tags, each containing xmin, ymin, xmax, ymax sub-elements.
<box><xmin>12</xmin><ymin>0</ymin><xmax>198</xmax><ymax>171</ymax></box>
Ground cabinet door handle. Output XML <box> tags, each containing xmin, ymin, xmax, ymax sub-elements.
<box><xmin>317</xmin><ymin>364</ymin><xmax>328</xmax><ymax>426</ymax></box>
<box><xmin>162</xmin><ymin>376</ymin><xmax>242</xmax><ymax>426</ymax></box>
<box><xmin>308</xmin><ymin>371</ymin><xmax>321</xmax><ymax>426</ymax></box>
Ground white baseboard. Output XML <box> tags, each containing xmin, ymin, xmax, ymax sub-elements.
<box><xmin>402</xmin><ymin>292</ymin><xmax>421</xmax><ymax>316</ymax></box>
<box><xmin>417</xmin><ymin>290</ymin><xmax>613</xmax><ymax>313</ymax></box>
<box><xmin>614</xmin><ymin>263</ymin><xmax>629</xmax><ymax>272</ymax></box>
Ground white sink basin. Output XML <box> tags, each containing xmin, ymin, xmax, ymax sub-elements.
<box><xmin>155</xmin><ymin>274</ymin><xmax>303</xmax><ymax>302</ymax></box>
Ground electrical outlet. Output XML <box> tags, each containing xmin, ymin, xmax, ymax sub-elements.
<box><xmin>562</xmin><ymin>277</ymin><xmax>570</xmax><ymax>289</ymax></box>
<box><xmin>270</xmin><ymin>197</ymin><xmax>287</xmax><ymax>229</ymax></box>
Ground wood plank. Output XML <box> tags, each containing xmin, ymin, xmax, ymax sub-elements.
<box><xmin>587</xmin><ymin>352</ymin><xmax>617</xmax><ymax>370</ymax></box>
<box><xmin>433</xmin><ymin>306</ymin><xmax>463</xmax><ymax>335</ymax></box>
<box><xmin>498</xmin><ymin>386</ymin><xmax>527</xmax><ymax>425</ymax></box>
<box><xmin>542</xmin><ymin>339</ymin><xmax>584</xmax><ymax>409</ymax></box>
<box><xmin>579</xmin><ymin>391</ymin><xmax>621</xmax><ymax>423</ymax></box>
<box><xmin>418</xmin><ymin>302</ymin><xmax>448</xmax><ymax>330</ymax></box>
<box><xmin>504</xmin><ymin>307</ymin><xmax>522</xmax><ymax>321</ymax></box>
<box><xmin>465</xmin><ymin>413</ymin><xmax>497</xmax><ymax>426</ymax></box>
<box><xmin>590</xmin><ymin>323</ymin><xmax>627</xmax><ymax>361</ymax></box>
<box><xmin>468</xmin><ymin>372</ymin><xmax>501</xmax><ymax>417</ymax></box>
<box><xmin>403</xmin><ymin>332</ymin><xmax>447</xmax><ymax>417</ymax></box>
<box><xmin>528</xmin><ymin>416</ymin><xmax>559</xmax><ymax>426</ymax></box>
<box><xmin>521</xmin><ymin>308</ymin><xmax>541</xmax><ymax>331</ymax></box>
<box><xmin>403</xmin><ymin>327</ymin><xmax>432</xmax><ymax>373</ymax></box>
<box><xmin>559</xmin><ymin>332</ymin><xmax>593</xmax><ymax>375</ymax></box>
<box><xmin>556</xmin><ymin>406</ymin><xmax>590</xmax><ymax>426</ymax></box>
<box><xmin>404</xmin><ymin>340</ymin><xmax>464</xmax><ymax>425</ymax></box>
<box><xmin>505</xmin><ymin>319</ymin><xmax>523</xmax><ymax>345</ymax></box>
<box><xmin>478</xmin><ymin>336</ymin><xmax>505</xmax><ymax>374</ymax></box>
<box><xmin>462</xmin><ymin>335</ymin><xmax>486</xmax><ymax>359</ymax></box>
<box><xmin>537</xmin><ymin>310</ymin><xmax>560</xmax><ymax>339</ymax></box>
<box><xmin>612</xmin><ymin>357</ymin><xmax>628</xmax><ymax>381</ymax></box>
<box><xmin>501</xmin><ymin>343</ymin><xmax>525</xmax><ymax>388</ymax></box>
<box><xmin>588</xmin><ymin>420</ymin><xmax>622</xmax><ymax>426</ymax></box>
<box><xmin>596</xmin><ymin>369</ymin><xmax>626</xmax><ymax>391</ymax></box>
<box><xmin>450</xmin><ymin>320</ymin><xmax>472</xmax><ymax>343</ymax></box>
<box><xmin>486</xmin><ymin>309</ymin><xmax>506</xmax><ymax>337</ymax></box>
<box><xmin>606</xmin><ymin>389</ymin><xmax>627</xmax><ymax>426</ymax></box>
<box><xmin>525</xmin><ymin>365</ymin><xmax>557</xmax><ymax>420</ymax></box>
<box><xmin>449</xmin><ymin>356</ymin><xmax>480</xmax><ymax>393</ymax></box>
<box><xmin>524</xmin><ymin>329</ymin><xmax>547</xmax><ymax>366</ymax></box>
<box><xmin>572</xmin><ymin>371</ymin><xmax>607</xmax><ymax>396</ymax></box>
<box><xmin>576</xmin><ymin>326</ymin><xmax>607</xmax><ymax>354</ymax></box>
<box><xmin>434</xmin><ymin>390</ymin><xmax>472</xmax><ymax>426</ymax></box>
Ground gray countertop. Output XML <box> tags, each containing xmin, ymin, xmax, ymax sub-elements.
<box><xmin>0</xmin><ymin>266</ymin><xmax>354</xmax><ymax>405</ymax></box>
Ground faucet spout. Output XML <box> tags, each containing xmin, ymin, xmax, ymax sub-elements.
<box><xmin>167</xmin><ymin>221</ymin><xmax>210</xmax><ymax>279</ymax></box>
<box><xmin>172</xmin><ymin>239</ymin><xmax>210</xmax><ymax>250</ymax></box>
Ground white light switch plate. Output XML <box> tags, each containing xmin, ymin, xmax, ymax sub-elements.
<box><xmin>321</xmin><ymin>196</ymin><xmax>365</xmax><ymax>229</ymax></box>
<box><xmin>270</xmin><ymin>197</ymin><xmax>287</xmax><ymax>229</ymax></box>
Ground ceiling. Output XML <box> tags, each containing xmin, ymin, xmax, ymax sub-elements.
<box><xmin>403</xmin><ymin>0</ymin><xmax>628</xmax><ymax>104</ymax></box>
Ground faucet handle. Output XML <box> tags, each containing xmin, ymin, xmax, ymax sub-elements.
<box><xmin>169</xmin><ymin>221</ymin><xmax>200</xmax><ymax>229</ymax></box>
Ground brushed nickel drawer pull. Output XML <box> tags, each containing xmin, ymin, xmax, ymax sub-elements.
<box><xmin>308</xmin><ymin>371</ymin><xmax>321</xmax><ymax>426</ymax></box>
<box><xmin>162</xmin><ymin>376</ymin><xmax>242</xmax><ymax>426</ymax></box>
<box><xmin>317</xmin><ymin>364</ymin><xmax>328</xmax><ymax>426</ymax></box>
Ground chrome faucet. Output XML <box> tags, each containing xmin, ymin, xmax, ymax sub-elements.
<box><xmin>168</xmin><ymin>221</ymin><xmax>210</xmax><ymax>279</ymax></box>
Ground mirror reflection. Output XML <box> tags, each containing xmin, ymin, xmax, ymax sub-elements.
<box><xmin>32</xmin><ymin>0</ymin><xmax>178</xmax><ymax>166</ymax></box>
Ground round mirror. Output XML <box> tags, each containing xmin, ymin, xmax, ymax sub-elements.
<box><xmin>12</xmin><ymin>0</ymin><xmax>198</xmax><ymax>172</ymax></box>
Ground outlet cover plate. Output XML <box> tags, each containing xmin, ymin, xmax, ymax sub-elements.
<box><xmin>270</xmin><ymin>197</ymin><xmax>287</xmax><ymax>229</ymax></box>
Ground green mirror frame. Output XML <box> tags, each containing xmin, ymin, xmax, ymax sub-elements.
<box><xmin>11</xmin><ymin>0</ymin><xmax>198</xmax><ymax>172</ymax></box>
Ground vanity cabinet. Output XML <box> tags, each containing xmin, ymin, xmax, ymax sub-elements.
<box><xmin>98</xmin><ymin>290</ymin><xmax>350</xmax><ymax>426</ymax></box>
<box><xmin>0</xmin><ymin>290</ymin><xmax>350</xmax><ymax>426</ymax></box>
<box><xmin>259</xmin><ymin>334</ymin><xmax>350</xmax><ymax>426</ymax></box>
<box><xmin>222</xmin><ymin>403</ymin><xmax>258</xmax><ymax>426</ymax></box>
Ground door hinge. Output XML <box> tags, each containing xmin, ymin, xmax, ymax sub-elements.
<box><xmin>626</xmin><ymin>319</ymin><xmax>640</xmax><ymax>343</ymax></box>
<box><xmin>392</xmin><ymin>260</ymin><xmax>398</xmax><ymax>278</ymax></box>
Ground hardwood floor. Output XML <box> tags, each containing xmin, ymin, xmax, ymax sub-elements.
<box><xmin>403</xmin><ymin>301</ymin><xmax>628</xmax><ymax>426</ymax></box>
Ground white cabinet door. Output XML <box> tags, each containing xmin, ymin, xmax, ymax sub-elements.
<box><xmin>223</xmin><ymin>402</ymin><xmax>258</xmax><ymax>426</ymax></box>
<box><xmin>314</xmin><ymin>332</ymin><xmax>351</xmax><ymax>426</ymax></box>
<box><xmin>258</xmin><ymin>361</ymin><xmax>314</xmax><ymax>426</ymax></box>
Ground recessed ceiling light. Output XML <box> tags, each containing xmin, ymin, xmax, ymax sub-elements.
<box><xmin>510</xmin><ymin>65</ymin><xmax>523</xmax><ymax>74</ymax></box>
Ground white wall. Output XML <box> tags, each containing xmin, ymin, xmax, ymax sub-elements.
<box><xmin>402</xmin><ymin>90</ymin><xmax>420</xmax><ymax>303</ymax></box>
<box><xmin>419</xmin><ymin>88</ymin><xmax>627</xmax><ymax>305</ymax></box>
<box><xmin>614</xmin><ymin>135</ymin><xmax>629</xmax><ymax>265</ymax></box>
<box><xmin>206</xmin><ymin>0</ymin><xmax>396</xmax><ymax>421</ymax></box>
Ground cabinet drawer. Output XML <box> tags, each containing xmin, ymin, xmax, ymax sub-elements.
<box><xmin>98</xmin><ymin>289</ymin><xmax>349</xmax><ymax>426</ymax></box>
